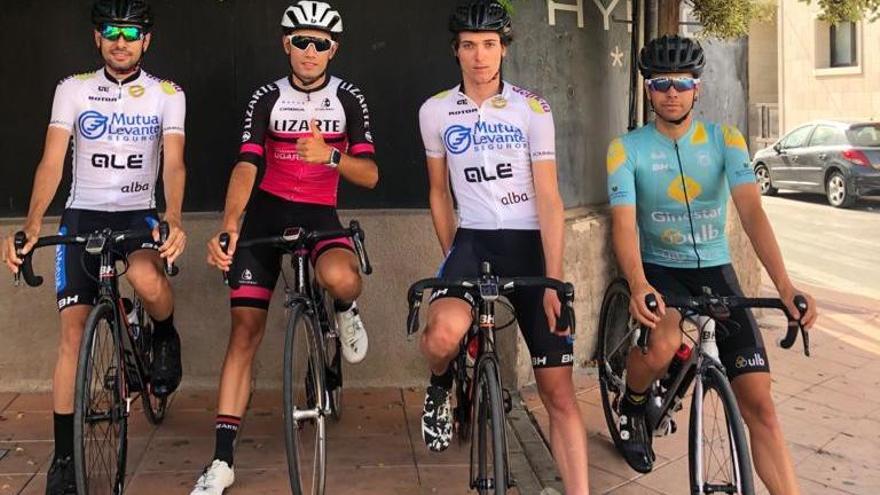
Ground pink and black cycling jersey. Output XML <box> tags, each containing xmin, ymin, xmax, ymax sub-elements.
<box><xmin>237</xmin><ymin>75</ymin><xmax>375</xmax><ymax>207</ymax></box>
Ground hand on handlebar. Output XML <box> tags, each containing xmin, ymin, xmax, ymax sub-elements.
<box><xmin>781</xmin><ymin>288</ymin><xmax>817</xmax><ymax>329</ymax></box>
<box><xmin>3</xmin><ymin>224</ymin><xmax>39</xmax><ymax>274</ymax></box>
<box><xmin>207</xmin><ymin>230</ymin><xmax>238</xmax><ymax>272</ymax></box>
<box><xmin>629</xmin><ymin>281</ymin><xmax>665</xmax><ymax>329</ymax></box>
<box><xmin>544</xmin><ymin>288</ymin><xmax>570</xmax><ymax>336</ymax></box>
<box><xmin>155</xmin><ymin>218</ymin><xmax>187</xmax><ymax>265</ymax></box>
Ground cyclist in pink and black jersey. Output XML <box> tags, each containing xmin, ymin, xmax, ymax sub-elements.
<box><xmin>196</xmin><ymin>2</ymin><xmax>378</xmax><ymax>492</ymax></box>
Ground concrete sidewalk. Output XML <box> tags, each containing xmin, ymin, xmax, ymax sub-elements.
<box><xmin>522</xmin><ymin>278</ymin><xmax>880</xmax><ymax>494</ymax></box>
<box><xmin>2</xmin><ymin>282</ymin><xmax>877</xmax><ymax>494</ymax></box>
<box><xmin>0</xmin><ymin>387</ymin><xmax>534</xmax><ymax>495</ymax></box>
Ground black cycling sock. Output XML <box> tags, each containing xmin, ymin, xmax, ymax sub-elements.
<box><xmin>430</xmin><ymin>369</ymin><xmax>454</xmax><ymax>390</ymax></box>
<box><xmin>53</xmin><ymin>412</ymin><xmax>74</xmax><ymax>461</ymax></box>
<box><xmin>622</xmin><ymin>386</ymin><xmax>649</xmax><ymax>414</ymax></box>
<box><xmin>151</xmin><ymin>312</ymin><xmax>175</xmax><ymax>340</ymax></box>
<box><xmin>213</xmin><ymin>415</ymin><xmax>241</xmax><ymax>466</ymax></box>
<box><xmin>334</xmin><ymin>300</ymin><xmax>353</xmax><ymax>312</ymax></box>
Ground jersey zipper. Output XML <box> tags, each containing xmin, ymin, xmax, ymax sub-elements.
<box><xmin>673</xmin><ymin>140</ymin><xmax>702</xmax><ymax>268</ymax></box>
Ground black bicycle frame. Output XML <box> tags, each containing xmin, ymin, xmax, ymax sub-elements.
<box><xmin>641</xmin><ymin>290</ymin><xmax>810</xmax><ymax>432</ymax></box>
<box><xmin>14</xmin><ymin>225</ymin><xmax>175</xmax><ymax>408</ymax></box>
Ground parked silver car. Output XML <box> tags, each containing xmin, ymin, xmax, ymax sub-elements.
<box><xmin>752</xmin><ymin>120</ymin><xmax>880</xmax><ymax>207</ymax></box>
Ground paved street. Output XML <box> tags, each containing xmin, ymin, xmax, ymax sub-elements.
<box><xmin>0</xmin><ymin>388</ymin><xmax>533</xmax><ymax>494</ymax></box>
<box><xmin>522</xmin><ymin>193</ymin><xmax>880</xmax><ymax>494</ymax></box>
<box><xmin>761</xmin><ymin>193</ymin><xmax>880</xmax><ymax>300</ymax></box>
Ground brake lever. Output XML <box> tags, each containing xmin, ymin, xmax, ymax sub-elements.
<box><xmin>218</xmin><ymin>233</ymin><xmax>231</xmax><ymax>287</ymax></box>
<box><xmin>636</xmin><ymin>293</ymin><xmax>658</xmax><ymax>354</ymax></box>
<box><xmin>555</xmin><ymin>283</ymin><xmax>576</xmax><ymax>336</ymax></box>
<box><xmin>795</xmin><ymin>295</ymin><xmax>810</xmax><ymax>357</ymax></box>
<box><xmin>406</xmin><ymin>294</ymin><xmax>423</xmax><ymax>339</ymax></box>
<box><xmin>13</xmin><ymin>231</ymin><xmax>42</xmax><ymax>287</ymax></box>
<box><xmin>779</xmin><ymin>295</ymin><xmax>810</xmax><ymax>356</ymax></box>
<box><xmin>158</xmin><ymin>222</ymin><xmax>179</xmax><ymax>277</ymax></box>
<box><xmin>351</xmin><ymin>222</ymin><xmax>372</xmax><ymax>275</ymax></box>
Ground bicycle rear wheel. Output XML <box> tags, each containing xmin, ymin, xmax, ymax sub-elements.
<box><xmin>597</xmin><ymin>278</ymin><xmax>640</xmax><ymax>453</ymax></box>
<box><xmin>74</xmin><ymin>301</ymin><xmax>128</xmax><ymax>495</ymax></box>
<box><xmin>134</xmin><ymin>300</ymin><xmax>167</xmax><ymax>425</ymax></box>
<box><xmin>284</xmin><ymin>302</ymin><xmax>327</xmax><ymax>495</ymax></box>
<box><xmin>320</xmin><ymin>296</ymin><xmax>343</xmax><ymax>421</ymax></box>
<box><xmin>688</xmin><ymin>366</ymin><xmax>755</xmax><ymax>495</ymax></box>
<box><xmin>471</xmin><ymin>358</ymin><xmax>508</xmax><ymax>494</ymax></box>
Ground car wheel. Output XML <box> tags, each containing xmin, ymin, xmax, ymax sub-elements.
<box><xmin>826</xmin><ymin>171</ymin><xmax>856</xmax><ymax>208</ymax></box>
<box><xmin>755</xmin><ymin>164</ymin><xmax>778</xmax><ymax>196</ymax></box>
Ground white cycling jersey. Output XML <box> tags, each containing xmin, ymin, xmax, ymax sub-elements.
<box><xmin>418</xmin><ymin>81</ymin><xmax>556</xmax><ymax>230</ymax></box>
<box><xmin>49</xmin><ymin>68</ymin><xmax>186</xmax><ymax>211</ymax></box>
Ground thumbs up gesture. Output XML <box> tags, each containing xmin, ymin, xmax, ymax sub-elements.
<box><xmin>296</xmin><ymin>120</ymin><xmax>333</xmax><ymax>164</ymax></box>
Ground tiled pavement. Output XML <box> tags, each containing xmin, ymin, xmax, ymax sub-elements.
<box><xmin>0</xmin><ymin>387</ymin><xmax>527</xmax><ymax>494</ymax></box>
<box><xmin>522</xmin><ymin>278</ymin><xmax>880</xmax><ymax>495</ymax></box>
<box><xmin>2</xmin><ymin>276</ymin><xmax>878</xmax><ymax>495</ymax></box>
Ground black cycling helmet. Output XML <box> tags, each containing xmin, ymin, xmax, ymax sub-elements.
<box><xmin>92</xmin><ymin>0</ymin><xmax>154</xmax><ymax>29</ymax></box>
<box><xmin>638</xmin><ymin>35</ymin><xmax>705</xmax><ymax>78</ymax></box>
<box><xmin>449</xmin><ymin>0</ymin><xmax>512</xmax><ymax>42</ymax></box>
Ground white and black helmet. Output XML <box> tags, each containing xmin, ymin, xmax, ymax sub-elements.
<box><xmin>281</xmin><ymin>1</ymin><xmax>343</xmax><ymax>34</ymax></box>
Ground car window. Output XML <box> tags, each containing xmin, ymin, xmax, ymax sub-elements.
<box><xmin>809</xmin><ymin>126</ymin><xmax>847</xmax><ymax>147</ymax></box>
<box><xmin>780</xmin><ymin>126</ymin><xmax>814</xmax><ymax>149</ymax></box>
<box><xmin>846</xmin><ymin>124</ymin><xmax>880</xmax><ymax>147</ymax></box>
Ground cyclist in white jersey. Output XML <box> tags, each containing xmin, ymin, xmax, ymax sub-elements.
<box><xmin>417</xmin><ymin>2</ymin><xmax>589</xmax><ymax>493</ymax></box>
<box><xmin>2</xmin><ymin>2</ymin><xmax>186</xmax><ymax>493</ymax></box>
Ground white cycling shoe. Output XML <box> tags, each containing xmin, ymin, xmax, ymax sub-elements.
<box><xmin>190</xmin><ymin>459</ymin><xmax>234</xmax><ymax>495</ymax></box>
<box><xmin>336</xmin><ymin>301</ymin><xmax>368</xmax><ymax>364</ymax></box>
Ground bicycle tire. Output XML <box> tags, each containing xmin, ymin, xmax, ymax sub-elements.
<box><xmin>73</xmin><ymin>300</ymin><xmax>128</xmax><ymax>495</ymax></box>
<box><xmin>597</xmin><ymin>278</ymin><xmax>638</xmax><ymax>454</ymax></box>
<box><xmin>688</xmin><ymin>365</ymin><xmax>755</xmax><ymax>495</ymax></box>
<box><xmin>472</xmin><ymin>358</ymin><xmax>508</xmax><ymax>494</ymax></box>
<box><xmin>284</xmin><ymin>302</ymin><xmax>327</xmax><ymax>495</ymax></box>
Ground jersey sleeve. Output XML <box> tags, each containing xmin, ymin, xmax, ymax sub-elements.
<box><xmin>607</xmin><ymin>137</ymin><xmax>637</xmax><ymax>206</ymax></box>
<box><xmin>338</xmin><ymin>83</ymin><xmax>376</xmax><ymax>159</ymax></box>
<box><xmin>48</xmin><ymin>77</ymin><xmax>79</xmax><ymax>132</ymax></box>
<box><xmin>526</xmin><ymin>96</ymin><xmax>556</xmax><ymax>163</ymax></box>
<box><xmin>418</xmin><ymin>97</ymin><xmax>446</xmax><ymax>159</ymax></box>
<box><xmin>720</xmin><ymin>125</ymin><xmax>756</xmax><ymax>189</ymax></box>
<box><xmin>236</xmin><ymin>84</ymin><xmax>279</xmax><ymax>168</ymax></box>
<box><xmin>160</xmin><ymin>81</ymin><xmax>186</xmax><ymax>136</ymax></box>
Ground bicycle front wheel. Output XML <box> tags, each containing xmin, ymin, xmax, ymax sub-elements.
<box><xmin>472</xmin><ymin>358</ymin><xmax>508</xmax><ymax>494</ymax></box>
<box><xmin>688</xmin><ymin>365</ymin><xmax>755</xmax><ymax>495</ymax></box>
<box><xmin>74</xmin><ymin>301</ymin><xmax>128</xmax><ymax>495</ymax></box>
<box><xmin>284</xmin><ymin>302</ymin><xmax>327</xmax><ymax>495</ymax></box>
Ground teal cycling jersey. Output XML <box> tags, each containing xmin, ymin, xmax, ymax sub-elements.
<box><xmin>606</xmin><ymin>120</ymin><xmax>756</xmax><ymax>268</ymax></box>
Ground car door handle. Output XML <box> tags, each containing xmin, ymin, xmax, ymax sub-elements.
<box><xmin>818</xmin><ymin>153</ymin><xmax>828</xmax><ymax>160</ymax></box>
<box><xmin>791</xmin><ymin>155</ymin><xmax>799</xmax><ymax>161</ymax></box>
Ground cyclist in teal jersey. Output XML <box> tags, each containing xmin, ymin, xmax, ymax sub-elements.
<box><xmin>607</xmin><ymin>35</ymin><xmax>817</xmax><ymax>494</ymax></box>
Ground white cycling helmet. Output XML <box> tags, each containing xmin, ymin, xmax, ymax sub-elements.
<box><xmin>281</xmin><ymin>1</ymin><xmax>343</xmax><ymax>34</ymax></box>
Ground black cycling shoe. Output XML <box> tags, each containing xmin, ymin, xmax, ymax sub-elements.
<box><xmin>618</xmin><ymin>409</ymin><xmax>655</xmax><ymax>474</ymax></box>
<box><xmin>151</xmin><ymin>328</ymin><xmax>182</xmax><ymax>397</ymax></box>
<box><xmin>45</xmin><ymin>456</ymin><xmax>77</xmax><ymax>495</ymax></box>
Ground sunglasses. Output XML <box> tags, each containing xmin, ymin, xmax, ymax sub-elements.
<box><xmin>99</xmin><ymin>24</ymin><xmax>145</xmax><ymax>42</ymax></box>
<box><xmin>646</xmin><ymin>77</ymin><xmax>700</xmax><ymax>93</ymax></box>
<box><xmin>288</xmin><ymin>35</ymin><xmax>335</xmax><ymax>52</ymax></box>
